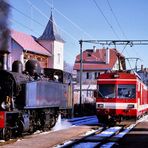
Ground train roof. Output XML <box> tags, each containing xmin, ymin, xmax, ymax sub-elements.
<box><xmin>98</xmin><ymin>70</ymin><xmax>138</xmax><ymax>80</ymax></box>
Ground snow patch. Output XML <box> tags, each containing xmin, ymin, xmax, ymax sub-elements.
<box><xmin>52</xmin><ymin>114</ymin><xmax>72</xmax><ymax>131</ymax></box>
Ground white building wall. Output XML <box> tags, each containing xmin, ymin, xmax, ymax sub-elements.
<box><xmin>53</xmin><ymin>41</ymin><xmax>64</xmax><ymax>70</ymax></box>
<box><xmin>74</xmin><ymin>84</ymin><xmax>96</xmax><ymax>104</ymax></box>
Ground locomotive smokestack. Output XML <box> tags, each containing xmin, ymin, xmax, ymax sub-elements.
<box><xmin>0</xmin><ymin>0</ymin><xmax>10</xmax><ymax>70</ymax></box>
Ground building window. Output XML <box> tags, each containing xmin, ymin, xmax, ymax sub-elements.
<box><xmin>57</xmin><ymin>53</ymin><xmax>60</xmax><ymax>64</ymax></box>
<box><xmin>86</xmin><ymin>72</ymin><xmax>90</xmax><ymax>79</ymax></box>
<box><xmin>95</xmin><ymin>72</ymin><xmax>100</xmax><ymax>79</ymax></box>
<box><xmin>87</xmin><ymin>90</ymin><xmax>93</xmax><ymax>97</ymax></box>
<box><xmin>95</xmin><ymin>72</ymin><xmax>97</xmax><ymax>79</ymax></box>
<box><xmin>87</xmin><ymin>53</ymin><xmax>91</xmax><ymax>57</ymax></box>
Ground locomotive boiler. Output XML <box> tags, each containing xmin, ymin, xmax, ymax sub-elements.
<box><xmin>0</xmin><ymin>60</ymin><xmax>72</xmax><ymax>140</ymax></box>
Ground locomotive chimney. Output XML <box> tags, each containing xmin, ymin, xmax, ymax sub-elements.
<box><xmin>106</xmin><ymin>47</ymin><xmax>110</xmax><ymax>64</ymax></box>
<box><xmin>0</xmin><ymin>0</ymin><xmax>10</xmax><ymax>70</ymax></box>
<box><xmin>93</xmin><ymin>46</ymin><xmax>96</xmax><ymax>52</ymax></box>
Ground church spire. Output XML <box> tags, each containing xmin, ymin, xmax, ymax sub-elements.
<box><xmin>38</xmin><ymin>12</ymin><xmax>64</xmax><ymax>42</ymax></box>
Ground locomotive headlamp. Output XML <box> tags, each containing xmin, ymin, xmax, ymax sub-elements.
<box><xmin>113</xmin><ymin>74</ymin><xmax>119</xmax><ymax>78</ymax></box>
<box><xmin>1</xmin><ymin>102</ymin><xmax>6</xmax><ymax>110</ymax></box>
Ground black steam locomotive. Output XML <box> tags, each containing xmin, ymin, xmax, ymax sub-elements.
<box><xmin>0</xmin><ymin>60</ymin><xmax>72</xmax><ymax>140</ymax></box>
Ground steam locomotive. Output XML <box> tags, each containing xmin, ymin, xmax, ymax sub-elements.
<box><xmin>94</xmin><ymin>70</ymin><xmax>148</xmax><ymax>126</ymax></box>
<box><xmin>0</xmin><ymin>60</ymin><xmax>72</xmax><ymax>140</ymax></box>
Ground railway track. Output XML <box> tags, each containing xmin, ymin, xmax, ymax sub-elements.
<box><xmin>1</xmin><ymin>115</ymin><xmax>143</xmax><ymax>147</ymax></box>
<box><xmin>57</xmin><ymin>123</ymin><xmax>136</xmax><ymax>148</ymax></box>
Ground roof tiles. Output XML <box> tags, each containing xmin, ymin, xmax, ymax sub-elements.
<box><xmin>74</xmin><ymin>48</ymin><xmax>125</xmax><ymax>70</ymax></box>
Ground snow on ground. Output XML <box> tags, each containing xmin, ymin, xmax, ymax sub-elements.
<box><xmin>52</xmin><ymin>114</ymin><xmax>72</xmax><ymax>131</ymax></box>
<box><xmin>97</xmin><ymin>126</ymin><xmax>122</xmax><ymax>137</ymax></box>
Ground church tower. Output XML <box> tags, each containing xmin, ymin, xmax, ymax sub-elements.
<box><xmin>38</xmin><ymin>12</ymin><xmax>64</xmax><ymax>70</ymax></box>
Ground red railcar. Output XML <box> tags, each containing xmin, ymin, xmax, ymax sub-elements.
<box><xmin>95</xmin><ymin>71</ymin><xmax>148</xmax><ymax>124</ymax></box>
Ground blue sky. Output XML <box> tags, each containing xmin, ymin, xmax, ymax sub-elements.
<box><xmin>9</xmin><ymin>0</ymin><xmax>148</xmax><ymax>69</ymax></box>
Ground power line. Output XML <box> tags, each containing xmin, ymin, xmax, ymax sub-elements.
<box><xmin>9</xmin><ymin>18</ymin><xmax>40</xmax><ymax>36</ymax></box>
<box><xmin>11</xmin><ymin>6</ymin><xmax>44</xmax><ymax>28</ymax></box>
<box><xmin>92</xmin><ymin>0</ymin><xmax>120</xmax><ymax>39</ymax></box>
<box><xmin>106</xmin><ymin>0</ymin><xmax>144</xmax><ymax>67</ymax></box>
<box><xmin>26</xmin><ymin>0</ymin><xmax>78</xmax><ymax>42</ymax></box>
<box><xmin>43</xmin><ymin>0</ymin><xmax>93</xmax><ymax>39</ymax></box>
<box><xmin>11</xmin><ymin>1</ymin><xmax>89</xmax><ymax>45</ymax></box>
<box><xmin>10</xmin><ymin>0</ymin><xmax>80</xmax><ymax>62</ymax></box>
<box><xmin>106</xmin><ymin>0</ymin><xmax>127</xmax><ymax>39</ymax></box>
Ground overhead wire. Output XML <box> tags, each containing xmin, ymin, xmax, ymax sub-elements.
<box><xmin>11</xmin><ymin>6</ymin><xmax>45</xmax><ymax>28</ymax></box>
<box><xmin>26</xmin><ymin>0</ymin><xmax>78</xmax><ymax>42</ymax></box>
<box><xmin>106</xmin><ymin>0</ymin><xmax>127</xmax><ymax>39</ymax></box>
<box><xmin>26</xmin><ymin>0</ymin><xmax>82</xmax><ymax>63</ymax></box>
<box><xmin>107</xmin><ymin>0</ymin><xmax>144</xmax><ymax>70</ymax></box>
<box><xmin>10</xmin><ymin>1</ymin><xmax>80</xmax><ymax>63</ymax></box>
<box><xmin>9</xmin><ymin>18</ymin><xmax>40</xmax><ymax>36</ymax></box>
<box><xmin>43</xmin><ymin>0</ymin><xmax>93</xmax><ymax>39</ymax></box>
<box><xmin>92</xmin><ymin>0</ymin><xmax>120</xmax><ymax>39</ymax></box>
<box><xmin>11</xmin><ymin>1</ymin><xmax>144</xmax><ymax>70</ymax></box>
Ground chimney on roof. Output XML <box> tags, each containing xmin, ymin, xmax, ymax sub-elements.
<box><xmin>141</xmin><ymin>65</ymin><xmax>144</xmax><ymax>71</ymax></box>
<box><xmin>93</xmin><ymin>46</ymin><xmax>96</xmax><ymax>52</ymax></box>
<box><xmin>106</xmin><ymin>47</ymin><xmax>110</xmax><ymax>64</ymax></box>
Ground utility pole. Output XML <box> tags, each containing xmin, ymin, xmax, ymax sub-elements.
<box><xmin>79</xmin><ymin>40</ymin><xmax>83</xmax><ymax>115</ymax></box>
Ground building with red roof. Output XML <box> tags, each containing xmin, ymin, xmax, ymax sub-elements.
<box><xmin>74</xmin><ymin>48</ymin><xmax>126</xmax><ymax>83</ymax></box>
<box><xmin>8</xmin><ymin>13</ymin><xmax>64</xmax><ymax>70</ymax></box>
<box><xmin>73</xmin><ymin>47</ymin><xmax>126</xmax><ymax>104</ymax></box>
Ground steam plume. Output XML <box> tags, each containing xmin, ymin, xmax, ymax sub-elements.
<box><xmin>0</xmin><ymin>0</ymin><xmax>10</xmax><ymax>53</ymax></box>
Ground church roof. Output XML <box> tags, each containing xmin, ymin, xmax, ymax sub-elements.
<box><xmin>38</xmin><ymin>13</ymin><xmax>64</xmax><ymax>43</ymax></box>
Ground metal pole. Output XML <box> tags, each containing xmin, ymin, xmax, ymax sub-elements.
<box><xmin>79</xmin><ymin>40</ymin><xmax>83</xmax><ymax>115</ymax></box>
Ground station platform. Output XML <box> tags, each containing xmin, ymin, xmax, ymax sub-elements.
<box><xmin>115</xmin><ymin>121</ymin><xmax>148</xmax><ymax>147</ymax></box>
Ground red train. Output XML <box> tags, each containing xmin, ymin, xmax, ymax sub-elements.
<box><xmin>94</xmin><ymin>70</ymin><xmax>148</xmax><ymax>125</ymax></box>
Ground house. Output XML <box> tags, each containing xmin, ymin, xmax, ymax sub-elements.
<box><xmin>73</xmin><ymin>47</ymin><xmax>126</xmax><ymax>104</ymax></box>
<box><xmin>7</xmin><ymin>13</ymin><xmax>64</xmax><ymax>70</ymax></box>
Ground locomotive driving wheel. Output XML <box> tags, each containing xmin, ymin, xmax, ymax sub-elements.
<box><xmin>49</xmin><ymin>115</ymin><xmax>56</xmax><ymax>128</ymax></box>
<box><xmin>2</xmin><ymin>127</ymin><xmax>12</xmax><ymax>141</ymax></box>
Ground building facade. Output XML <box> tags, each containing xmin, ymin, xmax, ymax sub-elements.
<box><xmin>73</xmin><ymin>48</ymin><xmax>126</xmax><ymax>104</ymax></box>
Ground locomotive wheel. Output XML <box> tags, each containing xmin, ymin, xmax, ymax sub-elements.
<box><xmin>50</xmin><ymin>115</ymin><xmax>56</xmax><ymax>128</ymax></box>
<box><xmin>2</xmin><ymin>128</ymin><xmax>12</xmax><ymax>141</ymax></box>
<box><xmin>16</xmin><ymin>120</ymin><xmax>24</xmax><ymax>136</ymax></box>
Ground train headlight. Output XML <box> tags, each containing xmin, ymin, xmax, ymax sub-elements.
<box><xmin>97</xmin><ymin>104</ymin><xmax>104</xmax><ymax>108</ymax></box>
<box><xmin>127</xmin><ymin>104</ymin><xmax>134</xmax><ymax>109</ymax></box>
<box><xmin>113</xmin><ymin>74</ymin><xmax>119</xmax><ymax>78</ymax></box>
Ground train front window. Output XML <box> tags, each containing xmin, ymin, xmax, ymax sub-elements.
<box><xmin>98</xmin><ymin>84</ymin><xmax>115</xmax><ymax>98</ymax></box>
<box><xmin>118</xmin><ymin>84</ymin><xmax>136</xmax><ymax>98</ymax></box>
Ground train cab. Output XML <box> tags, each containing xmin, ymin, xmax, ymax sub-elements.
<box><xmin>95</xmin><ymin>71</ymin><xmax>148</xmax><ymax>124</ymax></box>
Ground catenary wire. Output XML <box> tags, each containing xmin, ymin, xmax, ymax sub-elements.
<box><xmin>43</xmin><ymin>0</ymin><xmax>93</xmax><ymax>39</ymax></box>
<box><xmin>92</xmin><ymin>0</ymin><xmax>120</xmax><ymax>39</ymax></box>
